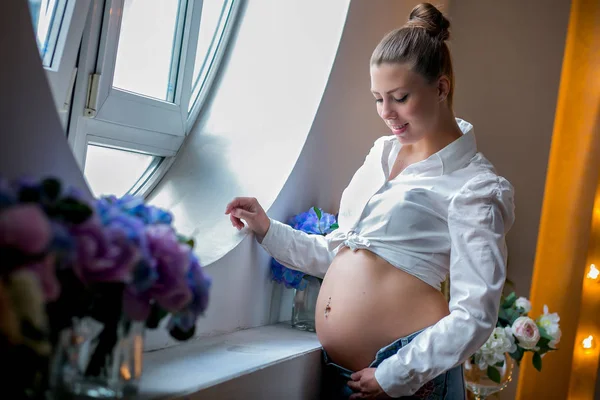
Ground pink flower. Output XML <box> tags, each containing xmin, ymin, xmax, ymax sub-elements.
<box><xmin>511</xmin><ymin>316</ymin><xmax>541</xmax><ymax>350</ymax></box>
<box><xmin>0</xmin><ymin>205</ymin><xmax>60</xmax><ymax>301</ymax></box>
<box><xmin>0</xmin><ymin>204</ymin><xmax>51</xmax><ymax>254</ymax></box>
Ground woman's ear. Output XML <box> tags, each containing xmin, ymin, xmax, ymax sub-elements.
<box><xmin>437</xmin><ymin>76</ymin><xmax>450</xmax><ymax>102</ymax></box>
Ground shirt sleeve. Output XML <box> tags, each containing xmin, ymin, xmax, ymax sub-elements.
<box><xmin>374</xmin><ymin>173</ymin><xmax>516</xmax><ymax>397</ymax></box>
<box><xmin>257</xmin><ymin>136</ymin><xmax>388</xmax><ymax>279</ymax></box>
<box><xmin>258</xmin><ymin>218</ymin><xmax>339</xmax><ymax>279</ymax></box>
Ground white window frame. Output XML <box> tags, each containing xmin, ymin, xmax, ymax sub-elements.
<box><xmin>85</xmin><ymin>0</ymin><xmax>200</xmax><ymax>137</ymax></box>
<box><xmin>66</xmin><ymin>0</ymin><xmax>241</xmax><ymax>198</ymax></box>
<box><xmin>37</xmin><ymin>0</ymin><xmax>92</xmax><ymax>128</ymax></box>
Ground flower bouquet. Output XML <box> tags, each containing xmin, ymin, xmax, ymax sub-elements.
<box><xmin>465</xmin><ymin>292</ymin><xmax>561</xmax><ymax>398</ymax></box>
<box><xmin>0</xmin><ymin>177</ymin><xmax>211</xmax><ymax>399</ymax></box>
<box><xmin>270</xmin><ymin>207</ymin><xmax>337</xmax><ymax>331</ymax></box>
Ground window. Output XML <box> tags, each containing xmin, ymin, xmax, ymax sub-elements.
<box><xmin>27</xmin><ymin>0</ymin><xmax>92</xmax><ymax>128</ymax></box>
<box><xmin>29</xmin><ymin>0</ymin><xmax>68</xmax><ymax>67</ymax></box>
<box><xmin>189</xmin><ymin>0</ymin><xmax>235</xmax><ymax>114</ymax></box>
<box><xmin>64</xmin><ymin>0</ymin><xmax>240</xmax><ymax>197</ymax></box>
<box><xmin>84</xmin><ymin>145</ymin><xmax>162</xmax><ymax>197</ymax></box>
<box><xmin>112</xmin><ymin>0</ymin><xmax>184</xmax><ymax>102</ymax></box>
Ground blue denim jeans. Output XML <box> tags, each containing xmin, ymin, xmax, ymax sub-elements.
<box><xmin>320</xmin><ymin>329</ymin><xmax>466</xmax><ymax>399</ymax></box>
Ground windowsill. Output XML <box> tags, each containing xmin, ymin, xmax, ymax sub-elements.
<box><xmin>138</xmin><ymin>323</ymin><xmax>321</xmax><ymax>399</ymax></box>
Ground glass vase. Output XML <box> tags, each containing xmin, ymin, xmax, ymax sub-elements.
<box><xmin>464</xmin><ymin>353</ymin><xmax>514</xmax><ymax>399</ymax></box>
<box><xmin>291</xmin><ymin>275</ymin><xmax>321</xmax><ymax>332</ymax></box>
<box><xmin>50</xmin><ymin>317</ymin><xmax>145</xmax><ymax>399</ymax></box>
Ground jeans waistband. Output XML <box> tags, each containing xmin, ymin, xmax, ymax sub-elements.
<box><xmin>322</xmin><ymin>327</ymin><xmax>427</xmax><ymax>376</ymax></box>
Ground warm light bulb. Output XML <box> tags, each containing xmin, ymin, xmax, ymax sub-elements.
<box><xmin>587</xmin><ymin>264</ymin><xmax>599</xmax><ymax>280</ymax></box>
<box><xmin>582</xmin><ymin>335</ymin><xmax>594</xmax><ymax>349</ymax></box>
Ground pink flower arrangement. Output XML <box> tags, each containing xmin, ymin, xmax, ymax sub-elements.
<box><xmin>469</xmin><ymin>292</ymin><xmax>561</xmax><ymax>383</ymax></box>
<box><xmin>0</xmin><ymin>177</ymin><xmax>211</xmax><ymax>398</ymax></box>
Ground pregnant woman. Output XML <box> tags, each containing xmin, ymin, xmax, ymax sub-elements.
<box><xmin>225</xmin><ymin>3</ymin><xmax>515</xmax><ymax>399</ymax></box>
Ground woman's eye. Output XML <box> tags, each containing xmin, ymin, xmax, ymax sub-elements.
<box><xmin>394</xmin><ymin>94</ymin><xmax>409</xmax><ymax>103</ymax></box>
<box><xmin>375</xmin><ymin>98</ymin><xmax>383</xmax><ymax>103</ymax></box>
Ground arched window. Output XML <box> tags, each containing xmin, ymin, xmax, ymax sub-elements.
<box><xmin>28</xmin><ymin>0</ymin><xmax>240</xmax><ymax>197</ymax></box>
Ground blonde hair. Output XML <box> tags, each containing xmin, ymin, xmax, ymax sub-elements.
<box><xmin>370</xmin><ymin>3</ymin><xmax>454</xmax><ymax>107</ymax></box>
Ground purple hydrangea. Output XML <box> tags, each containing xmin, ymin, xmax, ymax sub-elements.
<box><xmin>144</xmin><ymin>225</ymin><xmax>193</xmax><ymax>312</ymax></box>
<box><xmin>70</xmin><ymin>218</ymin><xmax>140</xmax><ymax>284</ymax></box>
<box><xmin>168</xmin><ymin>255</ymin><xmax>211</xmax><ymax>332</ymax></box>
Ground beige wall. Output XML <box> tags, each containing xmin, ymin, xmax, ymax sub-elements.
<box><xmin>448</xmin><ymin>0</ymin><xmax>571</xmax><ymax>398</ymax></box>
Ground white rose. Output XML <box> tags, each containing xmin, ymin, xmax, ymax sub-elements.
<box><xmin>537</xmin><ymin>305</ymin><xmax>562</xmax><ymax>348</ymax></box>
<box><xmin>515</xmin><ymin>297</ymin><xmax>532</xmax><ymax>313</ymax></box>
<box><xmin>512</xmin><ymin>316</ymin><xmax>540</xmax><ymax>350</ymax></box>
<box><xmin>474</xmin><ymin>327</ymin><xmax>517</xmax><ymax>370</ymax></box>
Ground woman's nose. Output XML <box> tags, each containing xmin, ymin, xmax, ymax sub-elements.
<box><xmin>380</xmin><ymin>100</ymin><xmax>397</xmax><ymax>120</ymax></box>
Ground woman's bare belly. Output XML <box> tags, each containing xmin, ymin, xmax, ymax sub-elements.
<box><xmin>315</xmin><ymin>247</ymin><xmax>450</xmax><ymax>371</ymax></box>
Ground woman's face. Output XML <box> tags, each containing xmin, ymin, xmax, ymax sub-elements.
<box><xmin>370</xmin><ymin>63</ymin><xmax>443</xmax><ymax>144</ymax></box>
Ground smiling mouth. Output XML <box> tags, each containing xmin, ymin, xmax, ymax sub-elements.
<box><xmin>389</xmin><ymin>122</ymin><xmax>409</xmax><ymax>134</ymax></box>
<box><xmin>389</xmin><ymin>122</ymin><xmax>408</xmax><ymax>130</ymax></box>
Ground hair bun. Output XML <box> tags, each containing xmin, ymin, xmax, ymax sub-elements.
<box><xmin>407</xmin><ymin>3</ymin><xmax>450</xmax><ymax>41</ymax></box>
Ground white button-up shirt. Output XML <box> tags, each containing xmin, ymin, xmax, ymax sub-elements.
<box><xmin>260</xmin><ymin>118</ymin><xmax>515</xmax><ymax>397</ymax></box>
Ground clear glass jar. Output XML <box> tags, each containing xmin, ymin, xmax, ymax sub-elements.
<box><xmin>50</xmin><ymin>317</ymin><xmax>145</xmax><ymax>399</ymax></box>
<box><xmin>291</xmin><ymin>275</ymin><xmax>321</xmax><ymax>332</ymax></box>
<box><xmin>464</xmin><ymin>352</ymin><xmax>514</xmax><ymax>399</ymax></box>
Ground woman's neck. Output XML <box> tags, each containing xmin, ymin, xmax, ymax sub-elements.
<box><xmin>404</xmin><ymin>111</ymin><xmax>462</xmax><ymax>158</ymax></box>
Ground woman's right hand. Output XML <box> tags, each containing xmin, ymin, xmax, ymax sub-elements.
<box><xmin>224</xmin><ymin>197</ymin><xmax>271</xmax><ymax>238</ymax></box>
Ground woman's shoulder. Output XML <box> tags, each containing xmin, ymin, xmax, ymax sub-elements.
<box><xmin>453</xmin><ymin>153</ymin><xmax>514</xmax><ymax>205</ymax></box>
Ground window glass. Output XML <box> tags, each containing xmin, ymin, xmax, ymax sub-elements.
<box><xmin>112</xmin><ymin>0</ymin><xmax>185</xmax><ymax>101</ymax></box>
<box><xmin>189</xmin><ymin>0</ymin><xmax>233</xmax><ymax>111</ymax></box>
<box><xmin>28</xmin><ymin>0</ymin><xmax>67</xmax><ymax>67</ymax></box>
<box><xmin>84</xmin><ymin>145</ymin><xmax>161</xmax><ymax>197</ymax></box>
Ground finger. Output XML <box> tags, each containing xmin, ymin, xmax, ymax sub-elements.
<box><xmin>229</xmin><ymin>214</ymin><xmax>243</xmax><ymax>230</ymax></box>
<box><xmin>349</xmin><ymin>393</ymin><xmax>366</xmax><ymax>400</ymax></box>
<box><xmin>225</xmin><ymin>197</ymin><xmax>250</xmax><ymax>214</ymax></box>
<box><xmin>350</xmin><ymin>371</ymin><xmax>362</xmax><ymax>380</ymax></box>
<box><xmin>231</xmin><ymin>208</ymin><xmax>253</xmax><ymax>221</ymax></box>
<box><xmin>347</xmin><ymin>380</ymin><xmax>361</xmax><ymax>391</ymax></box>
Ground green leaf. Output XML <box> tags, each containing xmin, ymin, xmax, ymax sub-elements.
<box><xmin>509</xmin><ymin>346</ymin><xmax>525</xmax><ymax>362</ymax></box>
<box><xmin>537</xmin><ymin>336</ymin><xmax>550</xmax><ymax>349</ymax></box>
<box><xmin>487</xmin><ymin>366</ymin><xmax>502</xmax><ymax>383</ymax></box>
<box><xmin>532</xmin><ymin>352</ymin><xmax>543</xmax><ymax>371</ymax></box>
<box><xmin>52</xmin><ymin>197</ymin><xmax>93</xmax><ymax>224</ymax></box>
<box><xmin>538</xmin><ymin>347</ymin><xmax>551</xmax><ymax>356</ymax></box>
<box><xmin>313</xmin><ymin>206</ymin><xmax>322</xmax><ymax>220</ymax></box>
<box><xmin>498</xmin><ymin>308</ymin><xmax>511</xmax><ymax>326</ymax></box>
<box><xmin>503</xmin><ymin>292</ymin><xmax>517</xmax><ymax>308</ymax></box>
<box><xmin>146</xmin><ymin>303</ymin><xmax>169</xmax><ymax>329</ymax></box>
<box><xmin>177</xmin><ymin>234</ymin><xmax>195</xmax><ymax>249</ymax></box>
<box><xmin>41</xmin><ymin>178</ymin><xmax>61</xmax><ymax>201</ymax></box>
<box><xmin>329</xmin><ymin>223</ymin><xmax>339</xmax><ymax>231</ymax></box>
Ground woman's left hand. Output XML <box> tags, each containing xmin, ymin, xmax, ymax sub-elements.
<box><xmin>347</xmin><ymin>368</ymin><xmax>392</xmax><ymax>399</ymax></box>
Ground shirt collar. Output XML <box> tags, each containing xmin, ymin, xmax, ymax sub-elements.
<box><xmin>383</xmin><ymin>118</ymin><xmax>477</xmax><ymax>177</ymax></box>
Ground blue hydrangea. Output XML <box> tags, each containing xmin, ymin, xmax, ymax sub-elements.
<box><xmin>270</xmin><ymin>207</ymin><xmax>338</xmax><ymax>290</ymax></box>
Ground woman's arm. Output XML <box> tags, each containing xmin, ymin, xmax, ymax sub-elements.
<box><xmin>373</xmin><ymin>173</ymin><xmax>515</xmax><ymax>397</ymax></box>
<box><xmin>258</xmin><ymin>218</ymin><xmax>338</xmax><ymax>279</ymax></box>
